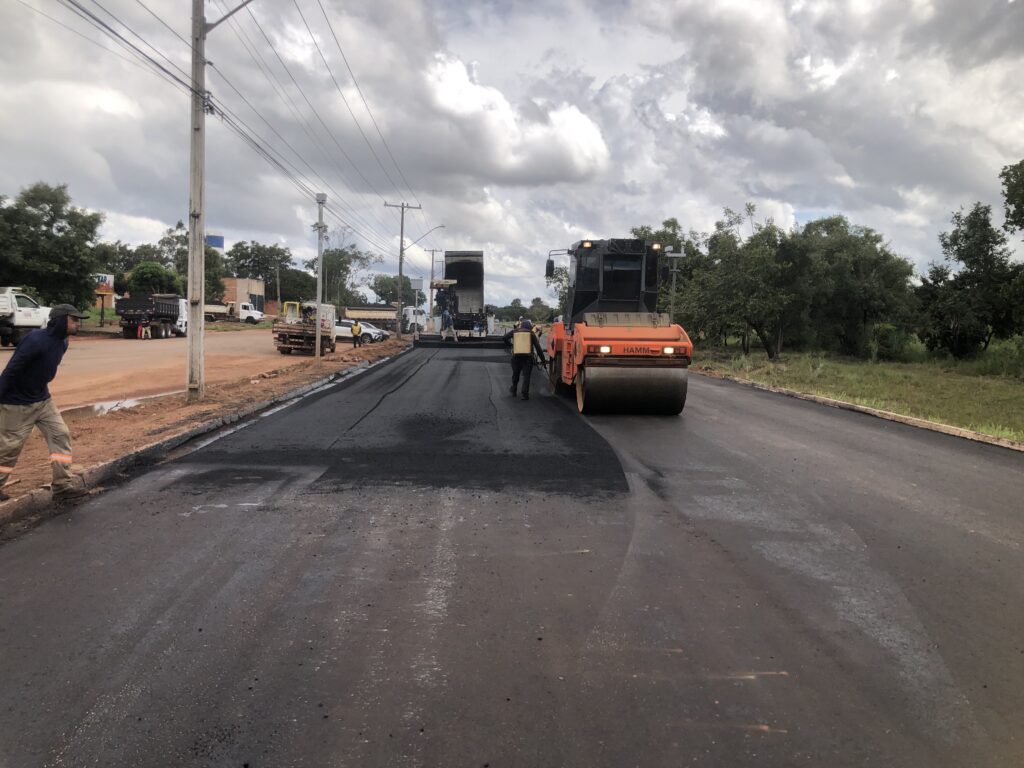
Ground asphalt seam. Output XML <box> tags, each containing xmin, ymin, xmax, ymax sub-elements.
<box><xmin>335</xmin><ymin>349</ymin><xmax>438</xmax><ymax>438</ymax></box>
<box><xmin>0</xmin><ymin>347</ymin><xmax>414</xmax><ymax>529</ymax></box>
<box><xmin>692</xmin><ymin>368</ymin><xmax>1024</xmax><ymax>453</ymax></box>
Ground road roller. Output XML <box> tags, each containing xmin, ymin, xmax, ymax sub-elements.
<box><xmin>545</xmin><ymin>238</ymin><xmax>693</xmax><ymax>415</ymax></box>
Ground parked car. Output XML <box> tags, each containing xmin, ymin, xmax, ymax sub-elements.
<box><xmin>359</xmin><ymin>321</ymin><xmax>390</xmax><ymax>341</ymax></box>
<box><xmin>334</xmin><ymin>319</ymin><xmax>377</xmax><ymax>345</ymax></box>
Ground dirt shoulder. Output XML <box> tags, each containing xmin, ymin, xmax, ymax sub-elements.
<box><xmin>0</xmin><ymin>339</ymin><xmax>410</xmax><ymax>507</ymax></box>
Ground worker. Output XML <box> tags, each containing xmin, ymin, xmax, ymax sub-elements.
<box><xmin>0</xmin><ymin>304</ymin><xmax>90</xmax><ymax>503</ymax></box>
<box><xmin>503</xmin><ymin>318</ymin><xmax>547</xmax><ymax>401</ymax></box>
<box><xmin>351</xmin><ymin>320</ymin><xmax>363</xmax><ymax>347</ymax></box>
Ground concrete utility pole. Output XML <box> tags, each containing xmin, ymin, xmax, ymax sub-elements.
<box><xmin>384</xmin><ymin>201</ymin><xmax>421</xmax><ymax>340</ymax></box>
<box><xmin>426</xmin><ymin>248</ymin><xmax>442</xmax><ymax>319</ymax></box>
<box><xmin>314</xmin><ymin>193</ymin><xmax>326</xmax><ymax>368</ymax></box>
<box><xmin>186</xmin><ymin>0</ymin><xmax>257</xmax><ymax>402</ymax></box>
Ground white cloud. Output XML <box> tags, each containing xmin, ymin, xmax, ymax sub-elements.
<box><xmin>0</xmin><ymin>0</ymin><xmax>1021</xmax><ymax>310</ymax></box>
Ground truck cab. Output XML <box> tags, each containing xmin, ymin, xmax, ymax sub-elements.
<box><xmin>0</xmin><ymin>288</ymin><xmax>53</xmax><ymax>347</ymax></box>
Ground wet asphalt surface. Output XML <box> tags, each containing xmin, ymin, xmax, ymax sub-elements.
<box><xmin>0</xmin><ymin>346</ymin><xmax>1022</xmax><ymax>767</ymax></box>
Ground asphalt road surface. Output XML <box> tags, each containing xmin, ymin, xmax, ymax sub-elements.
<box><xmin>0</xmin><ymin>346</ymin><xmax>1021</xmax><ymax>767</ymax></box>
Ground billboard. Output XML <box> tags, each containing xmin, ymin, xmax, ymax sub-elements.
<box><xmin>93</xmin><ymin>273</ymin><xmax>115</xmax><ymax>294</ymax></box>
<box><xmin>205</xmin><ymin>234</ymin><xmax>225</xmax><ymax>251</ymax></box>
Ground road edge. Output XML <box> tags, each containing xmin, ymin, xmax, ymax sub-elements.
<box><xmin>692</xmin><ymin>368</ymin><xmax>1024</xmax><ymax>453</ymax></box>
<box><xmin>0</xmin><ymin>347</ymin><xmax>413</xmax><ymax>529</ymax></box>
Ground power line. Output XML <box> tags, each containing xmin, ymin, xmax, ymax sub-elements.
<box><xmin>14</xmin><ymin>0</ymin><xmax>154</xmax><ymax>74</ymax></box>
<box><xmin>312</xmin><ymin>0</ymin><xmax>442</xmax><ymax>253</ymax></box>
<box><xmin>292</xmin><ymin>0</ymin><xmax>400</xmax><ymax>196</ymax></box>
<box><xmin>213</xmin><ymin>0</ymin><xmax>391</xmax><ymax>240</ymax></box>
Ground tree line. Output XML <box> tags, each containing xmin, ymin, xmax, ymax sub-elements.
<box><xmin>0</xmin><ymin>182</ymin><xmax>388</xmax><ymax>310</ymax></box>
<box><xmin>631</xmin><ymin>160</ymin><xmax>1024</xmax><ymax>360</ymax></box>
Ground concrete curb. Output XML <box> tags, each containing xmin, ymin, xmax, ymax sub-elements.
<box><xmin>0</xmin><ymin>347</ymin><xmax>412</xmax><ymax>528</ymax></box>
<box><xmin>692</xmin><ymin>367</ymin><xmax>1024</xmax><ymax>453</ymax></box>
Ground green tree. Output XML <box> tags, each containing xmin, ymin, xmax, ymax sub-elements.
<box><xmin>303</xmin><ymin>245</ymin><xmax>375</xmax><ymax>305</ymax></box>
<box><xmin>225</xmin><ymin>240</ymin><xmax>293</xmax><ymax>288</ymax></box>
<box><xmin>127</xmin><ymin>261</ymin><xmax>181</xmax><ymax>295</ymax></box>
<box><xmin>0</xmin><ymin>182</ymin><xmax>103</xmax><ymax>307</ymax></box>
<box><xmin>369</xmin><ymin>274</ymin><xmax>422</xmax><ymax>307</ymax></box>
<box><xmin>204</xmin><ymin>245</ymin><xmax>226</xmax><ymax>303</ymax></box>
<box><xmin>159</xmin><ymin>221</ymin><xmax>188</xmax><ymax>274</ymax></box>
<box><xmin>919</xmin><ymin>203</ymin><xmax>1019</xmax><ymax>356</ymax></box>
<box><xmin>277</xmin><ymin>266</ymin><xmax>317</xmax><ymax>303</ymax></box>
<box><xmin>546</xmin><ymin>266</ymin><xmax>569</xmax><ymax>315</ymax></box>
<box><xmin>93</xmin><ymin>240</ymin><xmax>138</xmax><ymax>274</ymax></box>
<box><xmin>797</xmin><ymin>216</ymin><xmax>916</xmax><ymax>357</ymax></box>
<box><xmin>526</xmin><ymin>296</ymin><xmax>553</xmax><ymax>323</ymax></box>
<box><xmin>999</xmin><ymin>159</ymin><xmax>1024</xmax><ymax>235</ymax></box>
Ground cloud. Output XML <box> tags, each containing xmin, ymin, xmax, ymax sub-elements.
<box><xmin>1</xmin><ymin>0</ymin><xmax>1021</xmax><ymax>311</ymax></box>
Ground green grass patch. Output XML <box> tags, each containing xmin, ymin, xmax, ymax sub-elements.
<box><xmin>698</xmin><ymin>349</ymin><xmax>1024</xmax><ymax>442</ymax></box>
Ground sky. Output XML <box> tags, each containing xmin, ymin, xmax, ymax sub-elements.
<box><xmin>1</xmin><ymin>0</ymin><xmax>1022</xmax><ymax>306</ymax></box>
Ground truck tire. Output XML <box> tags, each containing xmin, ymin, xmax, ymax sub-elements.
<box><xmin>122</xmin><ymin>327</ymin><xmax>134</xmax><ymax>339</ymax></box>
<box><xmin>0</xmin><ymin>335</ymin><xmax>9</xmax><ymax>348</ymax></box>
<box><xmin>245</xmin><ymin>316</ymin><xmax>258</xmax><ymax>325</ymax></box>
<box><xmin>10</xmin><ymin>329</ymin><xmax>21</xmax><ymax>347</ymax></box>
<box><xmin>278</xmin><ymin>347</ymin><xmax>292</xmax><ymax>355</ymax></box>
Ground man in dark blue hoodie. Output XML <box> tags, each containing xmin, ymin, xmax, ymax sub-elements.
<box><xmin>0</xmin><ymin>304</ymin><xmax>89</xmax><ymax>502</ymax></box>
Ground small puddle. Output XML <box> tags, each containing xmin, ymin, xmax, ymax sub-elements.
<box><xmin>61</xmin><ymin>391</ymin><xmax>184</xmax><ymax>421</ymax></box>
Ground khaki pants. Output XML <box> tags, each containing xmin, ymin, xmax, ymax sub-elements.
<box><xmin>0</xmin><ymin>399</ymin><xmax>75</xmax><ymax>492</ymax></box>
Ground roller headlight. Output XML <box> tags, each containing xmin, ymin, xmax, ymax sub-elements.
<box><xmin>663</xmin><ymin>346</ymin><xmax>675</xmax><ymax>354</ymax></box>
<box><xmin>599</xmin><ymin>345</ymin><xmax>612</xmax><ymax>354</ymax></box>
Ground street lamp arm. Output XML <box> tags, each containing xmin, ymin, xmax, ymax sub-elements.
<box><xmin>404</xmin><ymin>225</ymin><xmax>445</xmax><ymax>251</ymax></box>
<box><xmin>207</xmin><ymin>0</ymin><xmax>257</xmax><ymax>32</ymax></box>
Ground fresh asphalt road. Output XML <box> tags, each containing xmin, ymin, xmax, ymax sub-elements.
<box><xmin>0</xmin><ymin>346</ymin><xmax>1021</xmax><ymax>767</ymax></box>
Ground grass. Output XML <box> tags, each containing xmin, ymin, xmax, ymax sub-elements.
<box><xmin>697</xmin><ymin>345</ymin><xmax>1024</xmax><ymax>443</ymax></box>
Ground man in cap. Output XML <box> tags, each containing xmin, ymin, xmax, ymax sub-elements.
<box><xmin>503</xmin><ymin>318</ymin><xmax>547</xmax><ymax>400</ymax></box>
<box><xmin>0</xmin><ymin>304</ymin><xmax>89</xmax><ymax>502</ymax></box>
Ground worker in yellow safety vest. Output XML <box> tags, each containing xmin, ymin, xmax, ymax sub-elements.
<box><xmin>351</xmin><ymin>321</ymin><xmax>363</xmax><ymax>347</ymax></box>
<box><xmin>502</xmin><ymin>319</ymin><xmax>547</xmax><ymax>401</ymax></box>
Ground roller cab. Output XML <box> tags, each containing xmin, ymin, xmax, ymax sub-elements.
<box><xmin>546</xmin><ymin>239</ymin><xmax>694</xmax><ymax>415</ymax></box>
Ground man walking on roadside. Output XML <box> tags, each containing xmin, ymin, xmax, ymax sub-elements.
<box><xmin>503</xmin><ymin>318</ymin><xmax>547</xmax><ymax>401</ymax></box>
<box><xmin>0</xmin><ymin>305</ymin><xmax>90</xmax><ymax>503</ymax></box>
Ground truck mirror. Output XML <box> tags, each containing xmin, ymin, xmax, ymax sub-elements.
<box><xmin>545</xmin><ymin>259</ymin><xmax>554</xmax><ymax>278</ymax></box>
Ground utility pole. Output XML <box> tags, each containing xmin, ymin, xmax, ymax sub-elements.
<box><xmin>384</xmin><ymin>201</ymin><xmax>421</xmax><ymax>340</ymax></box>
<box><xmin>314</xmin><ymin>193</ymin><xmax>326</xmax><ymax>367</ymax></box>
<box><xmin>186</xmin><ymin>0</ymin><xmax>257</xmax><ymax>402</ymax></box>
<box><xmin>426</xmin><ymin>248</ymin><xmax>442</xmax><ymax>320</ymax></box>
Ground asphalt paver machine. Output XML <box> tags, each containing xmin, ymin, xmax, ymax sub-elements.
<box><xmin>546</xmin><ymin>238</ymin><xmax>693</xmax><ymax>414</ymax></box>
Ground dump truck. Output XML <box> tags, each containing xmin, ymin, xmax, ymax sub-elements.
<box><xmin>440</xmin><ymin>251</ymin><xmax>486</xmax><ymax>332</ymax></box>
<box><xmin>545</xmin><ymin>238</ymin><xmax>693</xmax><ymax>414</ymax></box>
<box><xmin>116</xmin><ymin>294</ymin><xmax>187</xmax><ymax>339</ymax></box>
<box><xmin>272</xmin><ymin>300</ymin><xmax>336</xmax><ymax>355</ymax></box>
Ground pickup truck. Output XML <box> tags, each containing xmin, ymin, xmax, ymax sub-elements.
<box><xmin>0</xmin><ymin>287</ymin><xmax>52</xmax><ymax>347</ymax></box>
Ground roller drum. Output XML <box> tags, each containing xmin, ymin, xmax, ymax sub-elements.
<box><xmin>576</xmin><ymin>365</ymin><xmax>688</xmax><ymax>415</ymax></box>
